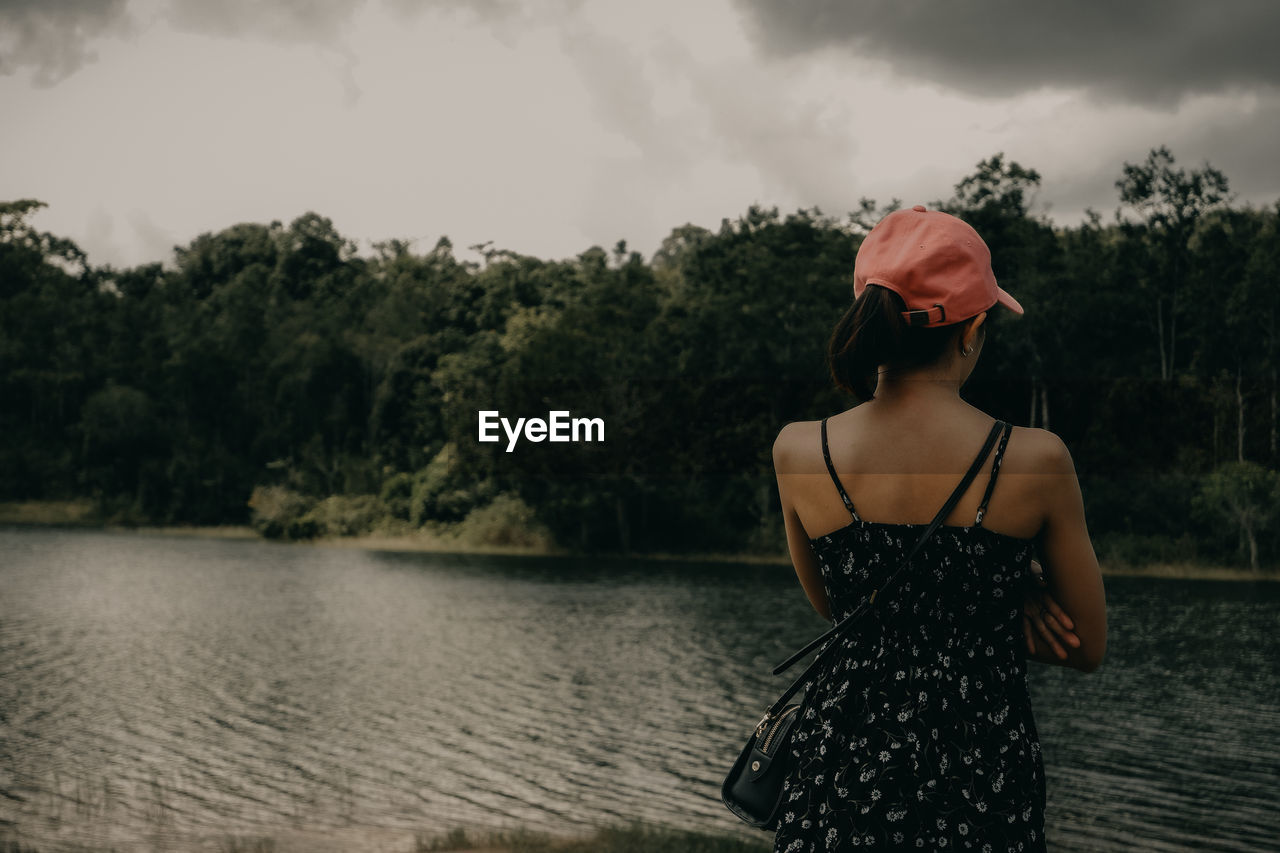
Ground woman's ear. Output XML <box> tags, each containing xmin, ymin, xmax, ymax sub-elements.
<box><xmin>961</xmin><ymin>312</ymin><xmax>988</xmax><ymax>355</ymax></box>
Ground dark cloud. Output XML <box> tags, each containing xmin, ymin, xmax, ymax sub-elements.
<box><xmin>0</xmin><ymin>0</ymin><xmax>550</xmax><ymax>85</ymax></box>
<box><xmin>165</xmin><ymin>0</ymin><xmax>364</xmax><ymax>45</ymax></box>
<box><xmin>0</xmin><ymin>0</ymin><xmax>131</xmax><ymax>85</ymax></box>
<box><xmin>732</xmin><ymin>0</ymin><xmax>1280</xmax><ymax>105</ymax></box>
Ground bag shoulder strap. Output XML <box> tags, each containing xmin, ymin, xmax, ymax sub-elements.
<box><xmin>820</xmin><ymin>417</ymin><xmax>860</xmax><ymax>522</ymax></box>
<box><xmin>762</xmin><ymin>420</ymin><xmax>1007</xmax><ymax>717</ymax></box>
<box><xmin>975</xmin><ymin>421</ymin><xmax>1014</xmax><ymax>527</ymax></box>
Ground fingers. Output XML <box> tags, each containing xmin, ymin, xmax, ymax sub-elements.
<box><xmin>1026</xmin><ymin>602</ymin><xmax>1066</xmax><ymax>659</ymax></box>
<box><xmin>1038</xmin><ymin>611</ymin><xmax>1068</xmax><ymax>658</ymax></box>
<box><xmin>1022</xmin><ymin>614</ymin><xmax>1036</xmax><ymax>655</ymax></box>
<box><xmin>1040</xmin><ymin>591</ymin><xmax>1075</xmax><ymax>632</ymax></box>
<box><xmin>1046</xmin><ymin>608</ymin><xmax>1078</xmax><ymax>647</ymax></box>
<box><xmin>1036</xmin><ymin>593</ymin><xmax>1080</xmax><ymax>652</ymax></box>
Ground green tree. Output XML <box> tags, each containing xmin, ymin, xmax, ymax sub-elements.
<box><xmin>1194</xmin><ymin>461</ymin><xmax>1280</xmax><ymax>569</ymax></box>
<box><xmin>1117</xmin><ymin>146</ymin><xmax>1230</xmax><ymax>380</ymax></box>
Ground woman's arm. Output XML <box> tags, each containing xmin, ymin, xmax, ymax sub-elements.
<box><xmin>1022</xmin><ymin>567</ymin><xmax>1083</xmax><ymax>667</ymax></box>
<box><xmin>773</xmin><ymin>423</ymin><xmax>832</xmax><ymax>621</ymax></box>
<box><xmin>1027</xmin><ymin>431</ymin><xmax>1108</xmax><ymax>672</ymax></box>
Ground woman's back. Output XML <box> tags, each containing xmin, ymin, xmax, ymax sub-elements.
<box><xmin>773</xmin><ymin>406</ymin><xmax>1048</xmax><ymax>850</ymax></box>
<box><xmin>790</xmin><ymin>399</ymin><xmax>1049</xmax><ymax>545</ymax></box>
<box><xmin>762</xmin><ymin>205</ymin><xmax>1105</xmax><ymax>851</ymax></box>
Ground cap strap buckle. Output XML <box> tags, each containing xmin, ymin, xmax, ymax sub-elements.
<box><xmin>901</xmin><ymin>304</ymin><xmax>946</xmax><ymax>327</ymax></box>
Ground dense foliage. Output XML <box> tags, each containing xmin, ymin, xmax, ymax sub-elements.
<box><xmin>3</xmin><ymin>148</ymin><xmax>1279</xmax><ymax>567</ymax></box>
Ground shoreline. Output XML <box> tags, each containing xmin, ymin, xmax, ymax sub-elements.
<box><xmin>0</xmin><ymin>823</ymin><xmax>771</xmax><ymax>853</ymax></box>
<box><xmin>3</xmin><ymin>500</ymin><xmax>1278</xmax><ymax>581</ymax></box>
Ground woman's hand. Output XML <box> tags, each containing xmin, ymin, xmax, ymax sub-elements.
<box><xmin>1022</xmin><ymin>559</ymin><xmax>1081</xmax><ymax>660</ymax></box>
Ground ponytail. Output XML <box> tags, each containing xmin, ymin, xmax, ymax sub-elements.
<box><xmin>827</xmin><ymin>285</ymin><xmax>959</xmax><ymax>401</ymax></box>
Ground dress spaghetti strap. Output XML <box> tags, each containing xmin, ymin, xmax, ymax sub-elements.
<box><xmin>820</xmin><ymin>417</ymin><xmax>860</xmax><ymax>522</ymax></box>
<box><xmin>974</xmin><ymin>420</ymin><xmax>1014</xmax><ymax>527</ymax></box>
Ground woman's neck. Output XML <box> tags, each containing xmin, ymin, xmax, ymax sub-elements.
<box><xmin>871</xmin><ymin>366</ymin><xmax>965</xmax><ymax>405</ymax></box>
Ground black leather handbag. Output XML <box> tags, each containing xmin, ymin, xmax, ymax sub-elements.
<box><xmin>721</xmin><ymin>420</ymin><xmax>1007</xmax><ymax>830</ymax></box>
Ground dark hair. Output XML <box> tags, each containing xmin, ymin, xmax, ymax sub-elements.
<box><xmin>826</xmin><ymin>285</ymin><xmax>967</xmax><ymax>400</ymax></box>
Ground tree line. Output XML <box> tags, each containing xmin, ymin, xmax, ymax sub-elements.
<box><xmin>3</xmin><ymin>146</ymin><xmax>1279</xmax><ymax>568</ymax></box>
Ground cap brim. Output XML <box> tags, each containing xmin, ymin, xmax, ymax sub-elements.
<box><xmin>994</xmin><ymin>287</ymin><xmax>1024</xmax><ymax>315</ymax></box>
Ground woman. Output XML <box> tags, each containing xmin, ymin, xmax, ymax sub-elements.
<box><xmin>770</xmin><ymin>205</ymin><xmax>1107</xmax><ymax>851</ymax></box>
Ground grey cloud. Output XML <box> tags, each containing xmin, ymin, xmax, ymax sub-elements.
<box><xmin>663</xmin><ymin>38</ymin><xmax>861</xmax><ymax>213</ymax></box>
<box><xmin>557</xmin><ymin>19</ymin><xmax>693</xmax><ymax>175</ymax></box>
<box><xmin>731</xmin><ymin>0</ymin><xmax>1280</xmax><ymax>106</ymax></box>
<box><xmin>555</xmin><ymin>19</ymin><xmax>862</xmax><ymax>236</ymax></box>
<box><xmin>0</xmin><ymin>0</ymin><xmax>132</xmax><ymax>85</ymax></box>
<box><xmin>0</xmin><ymin>0</ymin><xmax>549</xmax><ymax>85</ymax></box>
<box><xmin>1006</xmin><ymin>97</ymin><xmax>1280</xmax><ymax>231</ymax></box>
<box><xmin>165</xmin><ymin>0</ymin><xmax>365</xmax><ymax>45</ymax></box>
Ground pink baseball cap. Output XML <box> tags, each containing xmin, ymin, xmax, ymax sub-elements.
<box><xmin>853</xmin><ymin>205</ymin><xmax>1024</xmax><ymax>327</ymax></box>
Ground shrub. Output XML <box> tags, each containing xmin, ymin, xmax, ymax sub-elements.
<box><xmin>1095</xmin><ymin>532</ymin><xmax>1200</xmax><ymax>567</ymax></box>
<box><xmin>451</xmin><ymin>493</ymin><xmax>555</xmax><ymax>548</ymax></box>
<box><xmin>409</xmin><ymin>444</ymin><xmax>495</xmax><ymax>524</ymax></box>
<box><xmin>380</xmin><ymin>472</ymin><xmax>414</xmax><ymax>521</ymax></box>
<box><xmin>247</xmin><ymin>485</ymin><xmax>315</xmax><ymax>540</ymax></box>
<box><xmin>299</xmin><ymin>494</ymin><xmax>389</xmax><ymax>537</ymax></box>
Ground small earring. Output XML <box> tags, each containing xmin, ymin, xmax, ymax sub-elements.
<box><xmin>962</xmin><ymin>345</ymin><xmax>974</xmax><ymax>357</ymax></box>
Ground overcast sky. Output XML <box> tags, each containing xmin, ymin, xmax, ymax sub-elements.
<box><xmin>4</xmin><ymin>0</ymin><xmax>1279</xmax><ymax>269</ymax></box>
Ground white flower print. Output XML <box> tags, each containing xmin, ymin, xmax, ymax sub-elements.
<box><xmin>774</xmin><ymin>521</ymin><xmax>1042</xmax><ymax>851</ymax></box>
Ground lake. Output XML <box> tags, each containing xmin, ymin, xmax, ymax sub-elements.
<box><xmin>1</xmin><ymin>527</ymin><xmax>1277</xmax><ymax>852</ymax></box>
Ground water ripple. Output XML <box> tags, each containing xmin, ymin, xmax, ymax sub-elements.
<box><xmin>1</xmin><ymin>528</ymin><xmax>1277</xmax><ymax>851</ymax></box>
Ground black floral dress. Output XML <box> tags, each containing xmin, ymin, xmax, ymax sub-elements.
<box><xmin>774</xmin><ymin>419</ymin><xmax>1045</xmax><ymax>852</ymax></box>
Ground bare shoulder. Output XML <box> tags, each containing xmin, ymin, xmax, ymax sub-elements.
<box><xmin>1003</xmin><ymin>425</ymin><xmax>1075</xmax><ymax>476</ymax></box>
<box><xmin>772</xmin><ymin>419</ymin><xmax>820</xmax><ymax>471</ymax></box>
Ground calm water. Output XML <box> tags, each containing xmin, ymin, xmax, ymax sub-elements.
<box><xmin>1</xmin><ymin>527</ymin><xmax>1277</xmax><ymax>852</ymax></box>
